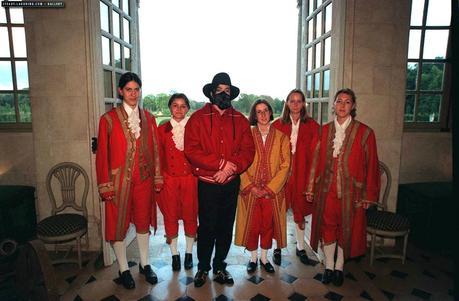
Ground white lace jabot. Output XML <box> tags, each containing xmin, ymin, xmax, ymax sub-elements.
<box><xmin>290</xmin><ymin>115</ymin><xmax>300</xmax><ymax>154</ymax></box>
<box><xmin>332</xmin><ymin>116</ymin><xmax>352</xmax><ymax>158</ymax></box>
<box><xmin>170</xmin><ymin>117</ymin><xmax>189</xmax><ymax>151</ymax></box>
<box><xmin>123</xmin><ymin>102</ymin><xmax>141</xmax><ymax>139</ymax></box>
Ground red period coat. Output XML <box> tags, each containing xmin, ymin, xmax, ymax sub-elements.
<box><xmin>157</xmin><ymin>120</ymin><xmax>198</xmax><ymax>238</ymax></box>
<box><xmin>96</xmin><ymin>106</ymin><xmax>163</xmax><ymax>241</ymax></box>
<box><xmin>309</xmin><ymin>119</ymin><xmax>380</xmax><ymax>259</ymax></box>
<box><xmin>272</xmin><ymin>118</ymin><xmax>320</xmax><ymax>225</ymax></box>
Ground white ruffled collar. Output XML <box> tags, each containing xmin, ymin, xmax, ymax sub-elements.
<box><xmin>123</xmin><ymin>102</ymin><xmax>141</xmax><ymax>139</ymax></box>
<box><xmin>170</xmin><ymin>117</ymin><xmax>189</xmax><ymax>151</ymax></box>
<box><xmin>332</xmin><ymin>116</ymin><xmax>352</xmax><ymax>157</ymax></box>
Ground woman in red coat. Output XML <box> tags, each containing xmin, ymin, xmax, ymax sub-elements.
<box><xmin>157</xmin><ymin>93</ymin><xmax>198</xmax><ymax>271</ymax></box>
<box><xmin>96</xmin><ymin>72</ymin><xmax>162</xmax><ymax>289</ymax></box>
<box><xmin>272</xmin><ymin>89</ymin><xmax>319</xmax><ymax>266</ymax></box>
<box><xmin>307</xmin><ymin>88</ymin><xmax>380</xmax><ymax>287</ymax></box>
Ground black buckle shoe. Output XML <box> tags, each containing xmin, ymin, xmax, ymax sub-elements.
<box><xmin>321</xmin><ymin>269</ymin><xmax>334</xmax><ymax>284</ymax></box>
<box><xmin>139</xmin><ymin>264</ymin><xmax>158</xmax><ymax>285</ymax></box>
<box><xmin>118</xmin><ymin>270</ymin><xmax>135</xmax><ymax>289</ymax></box>
<box><xmin>332</xmin><ymin>270</ymin><xmax>344</xmax><ymax>286</ymax></box>
<box><xmin>260</xmin><ymin>260</ymin><xmax>275</xmax><ymax>273</ymax></box>
<box><xmin>296</xmin><ymin>249</ymin><xmax>310</xmax><ymax>265</ymax></box>
<box><xmin>172</xmin><ymin>254</ymin><xmax>181</xmax><ymax>271</ymax></box>
<box><xmin>273</xmin><ymin>248</ymin><xmax>282</xmax><ymax>266</ymax></box>
<box><xmin>213</xmin><ymin>269</ymin><xmax>234</xmax><ymax>285</ymax></box>
<box><xmin>184</xmin><ymin>253</ymin><xmax>193</xmax><ymax>270</ymax></box>
<box><xmin>246</xmin><ymin>260</ymin><xmax>257</xmax><ymax>273</ymax></box>
<box><xmin>194</xmin><ymin>270</ymin><xmax>208</xmax><ymax>287</ymax></box>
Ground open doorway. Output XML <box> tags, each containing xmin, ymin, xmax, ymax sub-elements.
<box><xmin>138</xmin><ymin>0</ymin><xmax>299</xmax><ymax>123</ymax></box>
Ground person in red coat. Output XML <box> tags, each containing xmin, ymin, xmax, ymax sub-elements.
<box><xmin>307</xmin><ymin>88</ymin><xmax>380</xmax><ymax>286</ymax></box>
<box><xmin>96</xmin><ymin>72</ymin><xmax>163</xmax><ymax>289</ymax></box>
<box><xmin>184</xmin><ymin>72</ymin><xmax>255</xmax><ymax>288</ymax></box>
<box><xmin>272</xmin><ymin>89</ymin><xmax>319</xmax><ymax>266</ymax></box>
<box><xmin>157</xmin><ymin>93</ymin><xmax>198</xmax><ymax>271</ymax></box>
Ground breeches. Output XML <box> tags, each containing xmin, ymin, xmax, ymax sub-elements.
<box><xmin>105</xmin><ymin>166</ymin><xmax>152</xmax><ymax>241</ymax></box>
<box><xmin>246</xmin><ymin>198</ymin><xmax>274</xmax><ymax>251</ymax></box>
<box><xmin>160</xmin><ymin>174</ymin><xmax>198</xmax><ymax>239</ymax></box>
<box><xmin>321</xmin><ymin>189</ymin><xmax>343</xmax><ymax>246</ymax></box>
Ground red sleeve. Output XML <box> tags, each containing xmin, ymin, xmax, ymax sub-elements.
<box><xmin>228</xmin><ymin>120</ymin><xmax>255</xmax><ymax>174</ymax></box>
<box><xmin>184</xmin><ymin>113</ymin><xmax>222</xmax><ymax>172</ymax></box>
<box><xmin>95</xmin><ymin>115</ymin><xmax>114</xmax><ymax>195</ymax></box>
<box><xmin>304</xmin><ymin>120</ymin><xmax>320</xmax><ymax>193</ymax></box>
<box><xmin>157</xmin><ymin>124</ymin><xmax>166</xmax><ymax>173</ymax></box>
<box><xmin>363</xmin><ymin>130</ymin><xmax>380</xmax><ymax>203</ymax></box>
<box><xmin>149</xmin><ymin>112</ymin><xmax>163</xmax><ymax>185</ymax></box>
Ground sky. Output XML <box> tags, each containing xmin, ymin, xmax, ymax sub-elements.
<box><xmin>138</xmin><ymin>0</ymin><xmax>298</xmax><ymax>102</ymax></box>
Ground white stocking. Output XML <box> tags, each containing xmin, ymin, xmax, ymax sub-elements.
<box><xmin>251</xmin><ymin>250</ymin><xmax>258</xmax><ymax>263</ymax></box>
<box><xmin>295</xmin><ymin>224</ymin><xmax>305</xmax><ymax>250</ymax></box>
<box><xmin>323</xmin><ymin>242</ymin><xmax>336</xmax><ymax>270</ymax></box>
<box><xmin>112</xmin><ymin>240</ymin><xmax>128</xmax><ymax>272</ymax></box>
<box><xmin>170</xmin><ymin>237</ymin><xmax>178</xmax><ymax>255</ymax></box>
<box><xmin>260</xmin><ymin>248</ymin><xmax>268</xmax><ymax>264</ymax></box>
<box><xmin>185</xmin><ymin>236</ymin><xmax>194</xmax><ymax>254</ymax></box>
<box><xmin>136</xmin><ymin>232</ymin><xmax>150</xmax><ymax>268</ymax></box>
<box><xmin>335</xmin><ymin>245</ymin><xmax>344</xmax><ymax>271</ymax></box>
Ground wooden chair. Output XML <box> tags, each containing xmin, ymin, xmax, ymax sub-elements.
<box><xmin>366</xmin><ymin>161</ymin><xmax>410</xmax><ymax>266</ymax></box>
<box><xmin>36</xmin><ymin>162</ymin><xmax>89</xmax><ymax>268</ymax></box>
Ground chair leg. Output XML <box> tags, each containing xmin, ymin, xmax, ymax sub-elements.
<box><xmin>402</xmin><ymin>233</ymin><xmax>409</xmax><ymax>264</ymax></box>
<box><xmin>370</xmin><ymin>233</ymin><xmax>376</xmax><ymax>266</ymax></box>
<box><xmin>77</xmin><ymin>237</ymin><xmax>82</xmax><ymax>268</ymax></box>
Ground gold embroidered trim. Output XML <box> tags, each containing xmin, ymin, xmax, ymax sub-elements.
<box><xmin>114</xmin><ymin>106</ymin><xmax>136</xmax><ymax>240</ymax></box>
<box><xmin>103</xmin><ymin>114</ymin><xmax>113</xmax><ymax>134</ymax></box>
<box><xmin>341</xmin><ymin>120</ymin><xmax>360</xmax><ymax>259</ymax></box>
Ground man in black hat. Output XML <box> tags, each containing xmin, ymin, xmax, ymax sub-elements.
<box><xmin>184</xmin><ymin>72</ymin><xmax>255</xmax><ymax>287</ymax></box>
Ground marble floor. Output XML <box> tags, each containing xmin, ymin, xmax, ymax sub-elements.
<box><xmin>56</xmin><ymin>216</ymin><xmax>454</xmax><ymax>301</ymax></box>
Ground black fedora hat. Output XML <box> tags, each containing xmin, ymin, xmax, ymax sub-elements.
<box><xmin>203</xmin><ymin>72</ymin><xmax>240</xmax><ymax>100</ymax></box>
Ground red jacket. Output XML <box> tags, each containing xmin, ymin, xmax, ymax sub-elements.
<box><xmin>184</xmin><ymin>104</ymin><xmax>255</xmax><ymax>184</ymax></box>
<box><xmin>272</xmin><ymin>118</ymin><xmax>320</xmax><ymax>215</ymax></box>
<box><xmin>158</xmin><ymin>121</ymin><xmax>193</xmax><ymax>177</ymax></box>
<box><xmin>96</xmin><ymin>106</ymin><xmax>162</xmax><ymax>239</ymax></box>
<box><xmin>309</xmin><ymin>119</ymin><xmax>380</xmax><ymax>258</ymax></box>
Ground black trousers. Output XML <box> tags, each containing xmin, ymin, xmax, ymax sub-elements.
<box><xmin>196</xmin><ymin>176</ymin><xmax>240</xmax><ymax>272</ymax></box>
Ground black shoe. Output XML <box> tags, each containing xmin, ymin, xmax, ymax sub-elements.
<box><xmin>246</xmin><ymin>260</ymin><xmax>257</xmax><ymax>273</ymax></box>
<box><xmin>321</xmin><ymin>269</ymin><xmax>334</xmax><ymax>284</ymax></box>
<box><xmin>333</xmin><ymin>270</ymin><xmax>344</xmax><ymax>286</ymax></box>
<box><xmin>296</xmin><ymin>248</ymin><xmax>310</xmax><ymax>265</ymax></box>
<box><xmin>172</xmin><ymin>254</ymin><xmax>181</xmax><ymax>271</ymax></box>
<box><xmin>118</xmin><ymin>270</ymin><xmax>135</xmax><ymax>289</ymax></box>
<box><xmin>273</xmin><ymin>248</ymin><xmax>281</xmax><ymax>266</ymax></box>
<box><xmin>184</xmin><ymin>253</ymin><xmax>193</xmax><ymax>270</ymax></box>
<box><xmin>139</xmin><ymin>264</ymin><xmax>158</xmax><ymax>285</ymax></box>
<box><xmin>213</xmin><ymin>269</ymin><xmax>234</xmax><ymax>285</ymax></box>
<box><xmin>260</xmin><ymin>260</ymin><xmax>275</xmax><ymax>273</ymax></box>
<box><xmin>194</xmin><ymin>270</ymin><xmax>208</xmax><ymax>287</ymax></box>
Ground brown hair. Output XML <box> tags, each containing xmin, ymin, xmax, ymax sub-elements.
<box><xmin>333</xmin><ymin>88</ymin><xmax>357</xmax><ymax>118</ymax></box>
<box><xmin>168</xmin><ymin>93</ymin><xmax>190</xmax><ymax>109</ymax></box>
<box><xmin>280</xmin><ymin>89</ymin><xmax>309</xmax><ymax>123</ymax></box>
<box><xmin>248</xmin><ymin>99</ymin><xmax>274</xmax><ymax>126</ymax></box>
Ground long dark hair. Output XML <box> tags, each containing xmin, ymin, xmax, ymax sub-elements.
<box><xmin>280</xmin><ymin>89</ymin><xmax>309</xmax><ymax>123</ymax></box>
<box><xmin>248</xmin><ymin>99</ymin><xmax>274</xmax><ymax>126</ymax></box>
<box><xmin>333</xmin><ymin>88</ymin><xmax>357</xmax><ymax>118</ymax></box>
